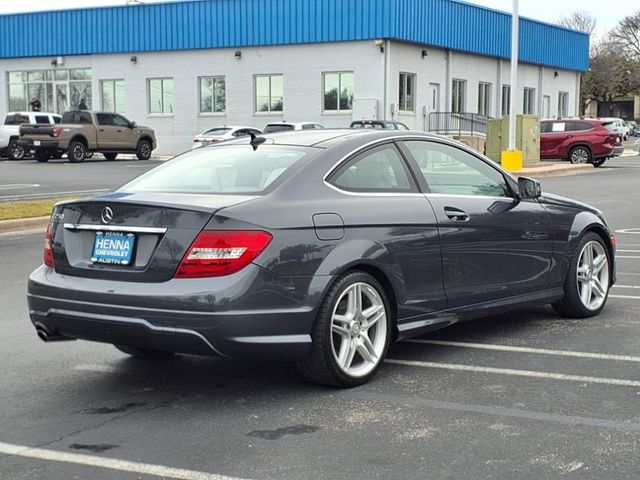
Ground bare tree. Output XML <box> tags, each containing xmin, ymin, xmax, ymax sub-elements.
<box><xmin>611</xmin><ymin>10</ymin><xmax>640</xmax><ymax>61</ymax></box>
<box><xmin>558</xmin><ymin>11</ymin><xmax>597</xmax><ymax>34</ymax></box>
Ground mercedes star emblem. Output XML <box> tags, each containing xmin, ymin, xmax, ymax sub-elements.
<box><xmin>101</xmin><ymin>206</ymin><xmax>114</xmax><ymax>225</ymax></box>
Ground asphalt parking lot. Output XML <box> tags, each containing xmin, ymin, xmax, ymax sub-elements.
<box><xmin>1</xmin><ymin>155</ymin><xmax>640</xmax><ymax>479</ymax></box>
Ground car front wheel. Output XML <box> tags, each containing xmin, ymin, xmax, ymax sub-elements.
<box><xmin>552</xmin><ymin>232</ymin><xmax>611</xmax><ymax>318</ymax></box>
<box><xmin>136</xmin><ymin>140</ymin><xmax>152</xmax><ymax>160</ymax></box>
<box><xmin>569</xmin><ymin>146</ymin><xmax>591</xmax><ymax>164</ymax></box>
<box><xmin>296</xmin><ymin>271</ymin><xmax>391</xmax><ymax>387</ymax></box>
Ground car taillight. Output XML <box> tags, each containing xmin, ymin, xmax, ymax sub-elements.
<box><xmin>53</xmin><ymin>127</ymin><xmax>62</xmax><ymax>137</ymax></box>
<box><xmin>44</xmin><ymin>222</ymin><xmax>55</xmax><ymax>268</ymax></box>
<box><xmin>175</xmin><ymin>230</ymin><xmax>272</xmax><ymax>278</ymax></box>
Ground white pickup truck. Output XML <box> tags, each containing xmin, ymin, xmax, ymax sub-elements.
<box><xmin>0</xmin><ymin>111</ymin><xmax>61</xmax><ymax>160</ymax></box>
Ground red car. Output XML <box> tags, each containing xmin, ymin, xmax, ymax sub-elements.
<box><xmin>540</xmin><ymin>119</ymin><xmax>623</xmax><ymax>167</ymax></box>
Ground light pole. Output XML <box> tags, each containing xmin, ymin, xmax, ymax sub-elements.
<box><xmin>501</xmin><ymin>0</ymin><xmax>523</xmax><ymax>171</ymax></box>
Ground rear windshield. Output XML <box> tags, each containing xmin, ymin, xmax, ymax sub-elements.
<box><xmin>263</xmin><ymin>124</ymin><xmax>294</xmax><ymax>133</ymax></box>
<box><xmin>120</xmin><ymin>145</ymin><xmax>312</xmax><ymax>195</ymax></box>
<box><xmin>602</xmin><ymin>122</ymin><xmax>618</xmax><ymax>132</ymax></box>
<box><xmin>4</xmin><ymin>114</ymin><xmax>29</xmax><ymax>125</ymax></box>
<box><xmin>61</xmin><ymin>111</ymin><xmax>92</xmax><ymax>124</ymax></box>
<box><xmin>203</xmin><ymin>127</ymin><xmax>231</xmax><ymax>135</ymax></box>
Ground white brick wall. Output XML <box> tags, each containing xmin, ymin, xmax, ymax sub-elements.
<box><xmin>0</xmin><ymin>39</ymin><xmax>581</xmax><ymax>155</ymax></box>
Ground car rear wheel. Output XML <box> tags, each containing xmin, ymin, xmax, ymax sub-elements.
<box><xmin>136</xmin><ymin>140</ymin><xmax>152</xmax><ymax>160</ymax></box>
<box><xmin>35</xmin><ymin>150</ymin><xmax>50</xmax><ymax>163</ymax></box>
<box><xmin>296</xmin><ymin>271</ymin><xmax>391</xmax><ymax>387</ymax></box>
<box><xmin>552</xmin><ymin>232</ymin><xmax>611</xmax><ymax>318</ymax></box>
<box><xmin>569</xmin><ymin>146</ymin><xmax>591</xmax><ymax>164</ymax></box>
<box><xmin>103</xmin><ymin>152</ymin><xmax>118</xmax><ymax>161</ymax></box>
<box><xmin>591</xmin><ymin>157</ymin><xmax>607</xmax><ymax>167</ymax></box>
<box><xmin>7</xmin><ymin>140</ymin><xmax>25</xmax><ymax>160</ymax></box>
<box><xmin>68</xmin><ymin>141</ymin><xmax>87</xmax><ymax>163</ymax></box>
<box><xmin>114</xmin><ymin>344</ymin><xmax>175</xmax><ymax>359</ymax></box>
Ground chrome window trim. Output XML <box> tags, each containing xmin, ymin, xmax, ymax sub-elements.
<box><xmin>64</xmin><ymin>223</ymin><xmax>167</xmax><ymax>234</ymax></box>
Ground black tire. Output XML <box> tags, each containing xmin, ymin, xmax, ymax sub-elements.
<box><xmin>7</xmin><ymin>140</ymin><xmax>25</xmax><ymax>160</ymax></box>
<box><xmin>552</xmin><ymin>232</ymin><xmax>611</xmax><ymax>318</ymax></box>
<box><xmin>35</xmin><ymin>150</ymin><xmax>50</xmax><ymax>163</ymax></box>
<box><xmin>296</xmin><ymin>271</ymin><xmax>392</xmax><ymax>387</ymax></box>
<box><xmin>590</xmin><ymin>157</ymin><xmax>607</xmax><ymax>167</ymax></box>
<box><xmin>136</xmin><ymin>139</ymin><xmax>152</xmax><ymax>160</ymax></box>
<box><xmin>103</xmin><ymin>152</ymin><xmax>118</xmax><ymax>161</ymax></box>
<box><xmin>67</xmin><ymin>141</ymin><xmax>87</xmax><ymax>163</ymax></box>
<box><xmin>114</xmin><ymin>344</ymin><xmax>175</xmax><ymax>359</ymax></box>
<box><xmin>569</xmin><ymin>146</ymin><xmax>591</xmax><ymax>164</ymax></box>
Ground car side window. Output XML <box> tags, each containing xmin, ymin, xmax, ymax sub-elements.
<box><xmin>35</xmin><ymin>115</ymin><xmax>50</xmax><ymax>124</ymax></box>
<box><xmin>403</xmin><ymin>140</ymin><xmax>511</xmax><ymax>197</ymax></box>
<box><xmin>96</xmin><ymin>113</ymin><xmax>112</xmax><ymax>126</ymax></box>
<box><xmin>112</xmin><ymin>115</ymin><xmax>130</xmax><ymax>127</ymax></box>
<box><xmin>331</xmin><ymin>144</ymin><xmax>415</xmax><ymax>193</ymax></box>
<box><xmin>540</xmin><ymin>122</ymin><xmax>552</xmax><ymax>133</ymax></box>
<box><xmin>52</xmin><ymin>116</ymin><xmax>61</xmax><ymax>124</ymax></box>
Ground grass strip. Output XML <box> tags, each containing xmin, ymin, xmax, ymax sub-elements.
<box><xmin>0</xmin><ymin>197</ymin><xmax>77</xmax><ymax>221</ymax></box>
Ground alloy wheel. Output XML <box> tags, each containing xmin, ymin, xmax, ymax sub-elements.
<box><xmin>330</xmin><ymin>282</ymin><xmax>387</xmax><ymax>378</ymax></box>
<box><xmin>570</xmin><ymin>148</ymin><xmax>589</xmax><ymax>164</ymax></box>
<box><xmin>576</xmin><ymin>240</ymin><xmax>609</xmax><ymax>311</ymax></box>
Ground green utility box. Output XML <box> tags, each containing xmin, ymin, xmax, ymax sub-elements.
<box><xmin>485</xmin><ymin>115</ymin><xmax>540</xmax><ymax>166</ymax></box>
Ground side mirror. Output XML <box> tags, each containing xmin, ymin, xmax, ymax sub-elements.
<box><xmin>518</xmin><ymin>176</ymin><xmax>542</xmax><ymax>200</ymax></box>
<box><xmin>128</xmin><ymin>121</ymin><xmax>137</xmax><ymax>129</ymax></box>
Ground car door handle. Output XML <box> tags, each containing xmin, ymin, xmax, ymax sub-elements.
<box><xmin>444</xmin><ymin>207</ymin><xmax>470</xmax><ymax>222</ymax></box>
<box><xmin>99</xmin><ymin>129</ymin><xmax>105</xmax><ymax>132</ymax></box>
<box><xmin>117</xmin><ymin>129</ymin><xmax>122</xmax><ymax>132</ymax></box>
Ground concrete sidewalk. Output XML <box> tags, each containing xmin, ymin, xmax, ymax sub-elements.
<box><xmin>511</xmin><ymin>162</ymin><xmax>595</xmax><ymax>177</ymax></box>
<box><xmin>0</xmin><ymin>216</ymin><xmax>50</xmax><ymax>237</ymax></box>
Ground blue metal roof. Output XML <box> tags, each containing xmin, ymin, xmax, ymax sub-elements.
<box><xmin>0</xmin><ymin>0</ymin><xmax>589</xmax><ymax>71</ymax></box>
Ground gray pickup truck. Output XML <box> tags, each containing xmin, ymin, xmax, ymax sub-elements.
<box><xmin>19</xmin><ymin>111</ymin><xmax>156</xmax><ymax>163</ymax></box>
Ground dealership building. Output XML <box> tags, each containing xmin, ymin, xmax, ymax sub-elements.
<box><xmin>0</xmin><ymin>0</ymin><xmax>589</xmax><ymax>154</ymax></box>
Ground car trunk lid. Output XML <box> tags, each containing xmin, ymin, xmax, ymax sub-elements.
<box><xmin>50</xmin><ymin>192</ymin><xmax>257</xmax><ymax>282</ymax></box>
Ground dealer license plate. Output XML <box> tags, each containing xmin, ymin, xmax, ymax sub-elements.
<box><xmin>91</xmin><ymin>232</ymin><xmax>135</xmax><ymax>265</ymax></box>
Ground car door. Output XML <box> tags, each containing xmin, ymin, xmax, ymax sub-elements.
<box><xmin>112</xmin><ymin>114</ymin><xmax>138</xmax><ymax>149</ymax></box>
<box><xmin>399</xmin><ymin>139</ymin><xmax>554</xmax><ymax>308</ymax></box>
<box><xmin>540</xmin><ymin>121</ymin><xmax>570</xmax><ymax>158</ymax></box>
<box><xmin>96</xmin><ymin>113</ymin><xmax>119</xmax><ymax>150</ymax></box>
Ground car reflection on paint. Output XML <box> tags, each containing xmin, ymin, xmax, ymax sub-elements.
<box><xmin>28</xmin><ymin>129</ymin><xmax>616</xmax><ymax>387</ymax></box>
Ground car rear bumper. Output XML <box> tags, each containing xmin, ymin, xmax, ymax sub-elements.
<box><xmin>27</xmin><ymin>264</ymin><xmax>332</xmax><ymax>359</ymax></box>
<box><xmin>18</xmin><ymin>139</ymin><xmax>60</xmax><ymax>151</ymax></box>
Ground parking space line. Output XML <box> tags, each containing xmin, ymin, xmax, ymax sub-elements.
<box><xmin>0</xmin><ymin>441</ymin><xmax>251</xmax><ymax>480</ymax></box>
<box><xmin>610</xmin><ymin>294</ymin><xmax>640</xmax><ymax>300</ymax></box>
<box><xmin>385</xmin><ymin>359</ymin><xmax>640</xmax><ymax>387</ymax></box>
<box><xmin>404</xmin><ymin>339</ymin><xmax>640</xmax><ymax>362</ymax></box>
<box><xmin>74</xmin><ymin>364</ymin><xmax>119</xmax><ymax>373</ymax></box>
<box><xmin>0</xmin><ymin>189</ymin><xmax>109</xmax><ymax>201</ymax></box>
<box><xmin>616</xmin><ymin>256</ymin><xmax>640</xmax><ymax>259</ymax></box>
<box><xmin>617</xmin><ymin>250</ymin><xmax>640</xmax><ymax>253</ymax></box>
<box><xmin>614</xmin><ymin>285</ymin><xmax>640</xmax><ymax>289</ymax></box>
<box><xmin>340</xmin><ymin>392</ymin><xmax>640</xmax><ymax>432</ymax></box>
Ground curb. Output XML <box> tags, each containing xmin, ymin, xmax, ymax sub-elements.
<box><xmin>511</xmin><ymin>163</ymin><xmax>595</xmax><ymax>178</ymax></box>
<box><xmin>0</xmin><ymin>216</ymin><xmax>49</xmax><ymax>237</ymax></box>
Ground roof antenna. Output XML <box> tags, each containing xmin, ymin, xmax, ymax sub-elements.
<box><xmin>248</xmin><ymin>132</ymin><xmax>266</xmax><ymax>151</ymax></box>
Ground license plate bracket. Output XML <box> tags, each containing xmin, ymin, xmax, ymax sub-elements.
<box><xmin>91</xmin><ymin>231</ymin><xmax>135</xmax><ymax>265</ymax></box>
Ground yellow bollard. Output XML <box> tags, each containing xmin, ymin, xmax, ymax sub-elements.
<box><xmin>501</xmin><ymin>150</ymin><xmax>523</xmax><ymax>172</ymax></box>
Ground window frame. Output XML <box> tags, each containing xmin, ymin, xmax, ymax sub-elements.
<box><xmin>523</xmin><ymin>87</ymin><xmax>536</xmax><ymax>115</ymax></box>
<box><xmin>478</xmin><ymin>82</ymin><xmax>492</xmax><ymax>116</ymax></box>
<box><xmin>451</xmin><ymin>79</ymin><xmax>466</xmax><ymax>113</ymax></box>
<box><xmin>322</xmin><ymin>71</ymin><xmax>354</xmax><ymax>114</ymax></box>
<box><xmin>399</xmin><ymin>72</ymin><xmax>417</xmax><ymax>113</ymax></box>
<box><xmin>198</xmin><ymin>75</ymin><xmax>226</xmax><ymax>115</ymax></box>
<box><xmin>501</xmin><ymin>84</ymin><xmax>511</xmax><ymax>116</ymax></box>
<box><xmin>558</xmin><ymin>91</ymin><xmax>569</xmax><ymax>118</ymax></box>
<box><xmin>147</xmin><ymin>77</ymin><xmax>174</xmax><ymax>115</ymax></box>
<box><xmin>101</xmin><ymin>79</ymin><xmax>125</xmax><ymax>114</ymax></box>
<box><xmin>254</xmin><ymin>74</ymin><xmax>284</xmax><ymax>114</ymax></box>
<box><xmin>327</xmin><ymin>142</ymin><xmax>419</xmax><ymax>194</ymax></box>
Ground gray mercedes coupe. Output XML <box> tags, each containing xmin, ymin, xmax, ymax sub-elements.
<box><xmin>27</xmin><ymin>129</ymin><xmax>616</xmax><ymax>387</ymax></box>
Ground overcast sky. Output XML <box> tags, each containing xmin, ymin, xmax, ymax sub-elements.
<box><xmin>0</xmin><ymin>0</ymin><xmax>634</xmax><ymax>36</ymax></box>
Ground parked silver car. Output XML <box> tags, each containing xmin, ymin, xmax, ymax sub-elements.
<box><xmin>192</xmin><ymin>126</ymin><xmax>262</xmax><ymax>148</ymax></box>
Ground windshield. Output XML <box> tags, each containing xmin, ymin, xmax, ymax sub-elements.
<box><xmin>120</xmin><ymin>145</ymin><xmax>312</xmax><ymax>195</ymax></box>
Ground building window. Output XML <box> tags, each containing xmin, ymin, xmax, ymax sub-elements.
<box><xmin>6</xmin><ymin>69</ymin><xmax>92</xmax><ymax>113</ymax></box>
<box><xmin>523</xmin><ymin>87</ymin><xmax>536</xmax><ymax>115</ymax></box>
<box><xmin>199</xmin><ymin>76</ymin><xmax>226</xmax><ymax>114</ymax></box>
<box><xmin>558</xmin><ymin>91</ymin><xmax>569</xmax><ymax>118</ymax></box>
<box><xmin>148</xmin><ymin>78</ymin><xmax>174</xmax><ymax>114</ymax></box>
<box><xmin>478</xmin><ymin>82</ymin><xmax>492</xmax><ymax>116</ymax></box>
<box><xmin>323</xmin><ymin>72</ymin><xmax>354</xmax><ymax>112</ymax></box>
<box><xmin>255</xmin><ymin>74</ymin><xmax>283</xmax><ymax>113</ymax></box>
<box><xmin>399</xmin><ymin>73</ymin><xmax>416</xmax><ymax>112</ymax></box>
<box><xmin>101</xmin><ymin>80</ymin><xmax>125</xmax><ymax>114</ymax></box>
<box><xmin>451</xmin><ymin>79</ymin><xmax>466</xmax><ymax>113</ymax></box>
<box><xmin>501</xmin><ymin>85</ymin><xmax>511</xmax><ymax>115</ymax></box>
